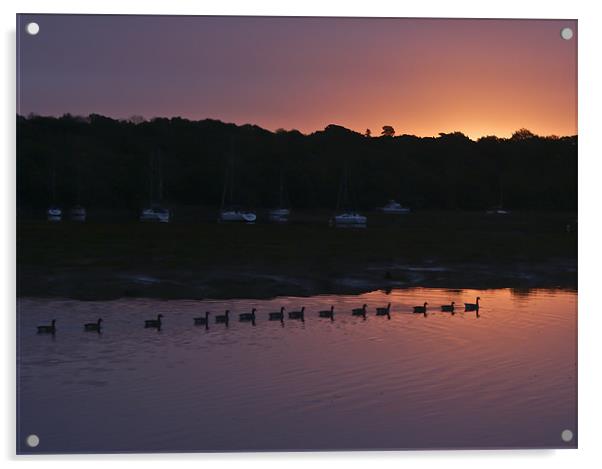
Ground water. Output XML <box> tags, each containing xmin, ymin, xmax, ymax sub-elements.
<box><xmin>17</xmin><ymin>288</ymin><xmax>577</xmax><ymax>453</ymax></box>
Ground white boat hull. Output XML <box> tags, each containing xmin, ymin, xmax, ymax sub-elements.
<box><xmin>268</xmin><ymin>208</ymin><xmax>290</xmax><ymax>222</ymax></box>
<box><xmin>140</xmin><ymin>208</ymin><xmax>170</xmax><ymax>223</ymax></box>
<box><xmin>47</xmin><ymin>208</ymin><xmax>62</xmax><ymax>222</ymax></box>
<box><xmin>220</xmin><ymin>210</ymin><xmax>257</xmax><ymax>223</ymax></box>
<box><xmin>380</xmin><ymin>200</ymin><xmax>410</xmax><ymax>214</ymax></box>
<box><xmin>382</xmin><ymin>207</ymin><xmax>410</xmax><ymax>214</ymax></box>
<box><xmin>333</xmin><ymin>213</ymin><xmax>367</xmax><ymax>226</ymax></box>
<box><xmin>70</xmin><ymin>207</ymin><xmax>87</xmax><ymax>222</ymax></box>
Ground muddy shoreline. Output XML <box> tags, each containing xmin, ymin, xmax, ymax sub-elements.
<box><xmin>17</xmin><ymin>216</ymin><xmax>577</xmax><ymax>300</ymax></box>
<box><xmin>17</xmin><ymin>259</ymin><xmax>576</xmax><ymax>300</ymax></box>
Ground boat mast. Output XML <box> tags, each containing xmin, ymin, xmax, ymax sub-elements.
<box><xmin>51</xmin><ymin>168</ymin><xmax>57</xmax><ymax>205</ymax></box>
<box><xmin>220</xmin><ymin>163</ymin><xmax>228</xmax><ymax>210</ymax></box>
<box><xmin>75</xmin><ymin>156</ymin><xmax>82</xmax><ymax>205</ymax></box>
<box><xmin>230</xmin><ymin>157</ymin><xmax>234</xmax><ymax>205</ymax></box>
<box><xmin>337</xmin><ymin>163</ymin><xmax>350</xmax><ymax>211</ymax></box>
<box><xmin>278</xmin><ymin>168</ymin><xmax>284</xmax><ymax>208</ymax></box>
<box><xmin>148</xmin><ymin>153</ymin><xmax>154</xmax><ymax>206</ymax></box>
<box><xmin>499</xmin><ymin>178</ymin><xmax>504</xmax><ymax>208</ymax></box>
<box><xmin>158</xmin><ymin>150</ymin><xmax>164</xmax><ymax>203</ymax></box>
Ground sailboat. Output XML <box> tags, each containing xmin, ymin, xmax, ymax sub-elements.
<box><xmin>47</xmin><ymin>206</ymin><xmax>62</xmax><ymax>222</ymax></box>
<box><xmin>69</xmin><ymin>158</ymin><xmax>86</xmax><ymax>222</ymax></box>
<box><xmin>486</xmin><ymin>179</ymin><xmax>511</xmax><ymax>215</ymax></box>
<box><xmin>268</xmin><ymin>170</ymin><xmax>290</xmax><ymax>223</ymax></box>
<box><xmin>218</xmin><ymin>157</ymin><xmax>256</xmax><ymax>223</ymax></box>
<box><xmin>70</xmin><ymin>205</ymin><xmax>87</xmax><ymax>222</ymax></box>
<box><xmin>380</xmin><ymin>200</ymin><xmax>410</xmax><ymax>214</ymax></box>
<box><xmin>47</xmin><ymin>168</ymin><xmax>62</xmax><ymax>222</ymax></box>
<box><xmin>331</xmin><ymin>164</ymin><xmax>367</xmax><ymax>227</ymax></box>
<box><xmin>140</xmin><ymin>151</ymin><xmax>170</xmax><ymax>223</ymax></box>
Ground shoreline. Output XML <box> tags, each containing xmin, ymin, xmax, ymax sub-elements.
<box><xmin>17</xmin><ymin>259</ymin><xmax>576</xmax><ymax>301</ymax></box>
<box><xmin>17</xmin><ymin>215</ymin><xmax>577</xmax><ymax>300</ymax></box>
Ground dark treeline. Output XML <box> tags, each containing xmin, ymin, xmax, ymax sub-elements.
<box><xmin>17</xmin><ymin>114</ymin><xmax>577</xmax><ymax>212</ymax></box>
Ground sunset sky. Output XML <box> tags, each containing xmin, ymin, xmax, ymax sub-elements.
<box><xmin>17</xmin><ymin>15</ymin><xmax>577</xmax><ymax>139</ymax></box>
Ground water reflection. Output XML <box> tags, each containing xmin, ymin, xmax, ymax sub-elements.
<box><xmin>17</xmin><ymin>288</ymin><xmax>577</xmax><ymax>453</ymax></box>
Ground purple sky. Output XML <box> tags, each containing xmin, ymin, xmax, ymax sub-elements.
<box><xmin>17</xmin><ymin>15</ymin><xmax>577</xmax><ymax>138</ymax></box>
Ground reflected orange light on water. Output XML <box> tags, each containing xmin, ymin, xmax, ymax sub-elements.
<box><xmin>18</xmin><ymin>287</ymin><xmax>576</xmax><ymax>450</ymax></box>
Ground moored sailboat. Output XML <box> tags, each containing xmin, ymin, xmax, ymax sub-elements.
<box><xmin>268</xmin><ymin>170</ymin><xmax>291</xmax><ymax>223</ymax></box>
<box><xmin>69</xmin><ymin>205</ymin><xmax>87</xmax><ymax>222</ymax></box>
<box><xmin>69</xmin><ymin>161</ymin><xmax>87</xmax><ymax>221</ymax></box>
<box><xmin>47</xmin><ymin>168</ymin><xmax>62</xmax><ymax>222</ymax></box>
<box><xmin>140</xmin><ymin>150</ymin><xmax>170</xmax><ymax>223</ymax></box>
<box><xmin>331</xmin><ymin>164</ymin><xmax>367</xmax><ymax>227</ymax></box>
<box><xmin>380</xmin><ymin>199</ymin><xmax>410</xmax><ymax>214</ymax></box>
<box><xmin>219</xmin><ymin>156</ymin><xmax>256</xmax><ymax>223</ymax></box>
<box><xmin>486</xmin><ymin>178</ymin><xmax>511</xmax><ymax>215</ymax></box>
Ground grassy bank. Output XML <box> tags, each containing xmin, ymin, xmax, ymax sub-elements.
<box><xmin>17</xmin><ymin>210</ymin><xmax>577</xmax><ymax>299</ymax></box>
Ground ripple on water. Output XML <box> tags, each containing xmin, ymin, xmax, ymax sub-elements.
<box><xmin>17</xmin><ymin>288</ymin><xmax>577</xmax><ymax>452</ymax></box>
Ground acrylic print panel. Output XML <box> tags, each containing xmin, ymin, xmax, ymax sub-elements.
<box><xmin>16</xmin><ymin>14</ymin><xmax>577</xmax><ymax>454</ymax></box>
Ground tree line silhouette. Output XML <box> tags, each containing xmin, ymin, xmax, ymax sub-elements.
<box><xmin>17</xmin><ymin>114</ymin><xmax>577</xmax><ymax>212</ymax></box>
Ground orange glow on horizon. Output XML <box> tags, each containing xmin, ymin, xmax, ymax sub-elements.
<box><xmin>19</xmin><ymin>16</ymin><xmax>577</xmax><ymax>140</ymax></box>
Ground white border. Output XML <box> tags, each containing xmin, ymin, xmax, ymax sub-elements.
<box><xmin>3</xmin><ymin>1</ymin><xmax>601</xmax><ymax>468</ymax></box>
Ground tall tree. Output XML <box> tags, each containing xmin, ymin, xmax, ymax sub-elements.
<box><xmin>381</xmin><ymin>125</ymin><xmax>395</xmax><ymax>137</ymax></box>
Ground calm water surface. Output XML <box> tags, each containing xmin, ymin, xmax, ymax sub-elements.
<box><xmin>17</xmin><ymin>288</ymin><xmax>577</xmax><ymax>453</ymax></box>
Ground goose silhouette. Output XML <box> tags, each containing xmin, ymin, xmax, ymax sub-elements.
<box><xmin>464</xmin><ymin>297</ymin><xmax>481</xmax><ymax>311</ymax></box>
<box><xmin>376</xmin><ymin>303</ymin><xmax>391</xmax><ymax>318</ymax></box>
<box><xmin>239</xmin><ymin>308</ymin><xmax>256</xmax><ymax>322</ymax></box>
<box><xmin>319</xmin><ymin>305</ymin><xmax>335</xmax><ymax>320</ymax></box>
<box><xmin>352</xmin><ymin>304</ymin><xmax>367</xmax><ymax>318</ymax></box>
<box><xmin>194</xmin><ymin>312</ymin><xmax>210</xmax><ymax>328</ymax></box>
<box><xmin>215</xmin><ymin>310</ymin><xmax>230</xmax><ymax>326</ymax></box>
<box><xmin>145</xmin><ymin>314</ymin><xmax>163</xmax><ymax>329</ymax></box>
<box><xmin>84</xmin><ymin>318</ymin><xmax>102</xmax><ymax>332</ymax></box>
<box><xmin>288</xmin><ymin>306</ymin><xmax>305</xmax><ymax>321</ymax></box>
<box><xmin>37</xmin><ymin>319</ymin><xmax>56</xmax><ymax>334</ymax></box>
<box><xmin>269</xmin><ymin>307</ymin><xmax>285</xmax><ymax>323</ymax></box>
<box><xmin>440</xmin><ymin>302</ymin><xmax>455</xmax><ymax>313</ymax></box>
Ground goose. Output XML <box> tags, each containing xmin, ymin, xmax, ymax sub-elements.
<box><xmin>464</xmin><ymin>297</ymin><xmax>481</xmax><ymax>311</ymax></box>
<box><xmin>239</xmin><ymin>308</ymin><xmax>256</xmax><ymax>322</ymax></box>
<box><xmin>288</xmin><ymin>306</ymin><xmax>305</xmax><ymax>321</ymax></box>
<box><xmin>376</xmin><ymin>302</ymin><xmax>391</xmax><ymax>316</ymax></box>
<box><xmin>269</xmin><ymin>307</ymin><xmax>285</xmax><ymax>322</ymax></box>
<box><xmin>84</xmin><ymin>318</ymin><xmax>103</xmax><ymax>332</ymax></box>
<box><xmin>215</xmin><ymin>310</ymin><xmax>230</xmax><ymax>325</ymax></box>
<box><xmin>145</xmin><ymin>314</ymin><xmax>163</xmax><ymax>328</ymax></box>
<box><xmin>37</xmin><ymin>319</ymin><xmax>56</xmax><ymax>334</ymax></box>
<box><xmin>194</xmin><ymin>312</ymin><xmax>210</xmax><ymax>327</ymax></box>
<box><xmin>440</xmin><ymin>302</ymin><xmax>455</xmax><ymax>313</ymax></box>
<box><xmin>413</xmin><ymin>302</ymin><xmax>428</xmax><ymax>314</ymax></box>
<box><xmin>319</xmin><ymin>305</ymin><xmax>335</xmax><ymax>320</ymax></box>
<box><xmin>352</xmin><ymin>304</ymin><xmax>367</xmax><ymax>317</ymax></box>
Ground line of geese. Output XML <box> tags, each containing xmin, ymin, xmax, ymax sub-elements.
<box><xmin>35</xmin><ymin>297</ymin><xmax>481</xmax><ymax>334</ymax></box>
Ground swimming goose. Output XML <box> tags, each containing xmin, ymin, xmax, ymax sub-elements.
<box><xmin>215</xmin><ymin>310</ymin><xmax>230</xmax><ymax>325</ymax></box>
<box><xmin>269</xmin><ymin>307</ymin><xmax>285</xmax><ymax>322</ymax></box>
<box><xmin>145</xmin><ymin>314</ymin><xmax>163</xmax><ymax>328</ymax></box>
<box><xmin>413</xmin><ymin>302</ymin><xmax>428</xmax><ymax>314</ymax></box>
<box><xmin>319</xmin><ymin>305</ymin><xmax>335</xmax><ymax>320</ymax></box>
<box><xmin>194</xmin><ymin>312</ymin><xmax>210</xmax><ymax>327</ymax></box>
<box><xmin>37</xmin><ymin>319</ymin><xmax>56</xmax><ymax>334</ymax></box>
<box><xmin>239</xmin><ymin>308</ymin><xmax>256</xmax><ymax>322</ymax></box>
<box><xmin>464</xmin><ymin>297</ymin><xmax>481</xmax><ymax>311</ymax></box>
<box><xmin>84</xmin><ymin>318</ymin><xmax>103</xmax><ymax>332</ymax></box>
<box><xmin>376</xmin><ymin>303</ymin><xmax>391</xmax><ymax>316</ymax></box>
<box><xmin>288</xmin><ymin>306</ymin><xmax>305</xmax><ymax>321</ymax></box>
<box><xmin>440</xmin><ymin>302</ymin><xmax>455</xmax><ymax>312</ymax></box>
<box><xmin>352</xmin><ymin>304</ymin><xmax>367</xmax><ymax>317</ymax></box>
